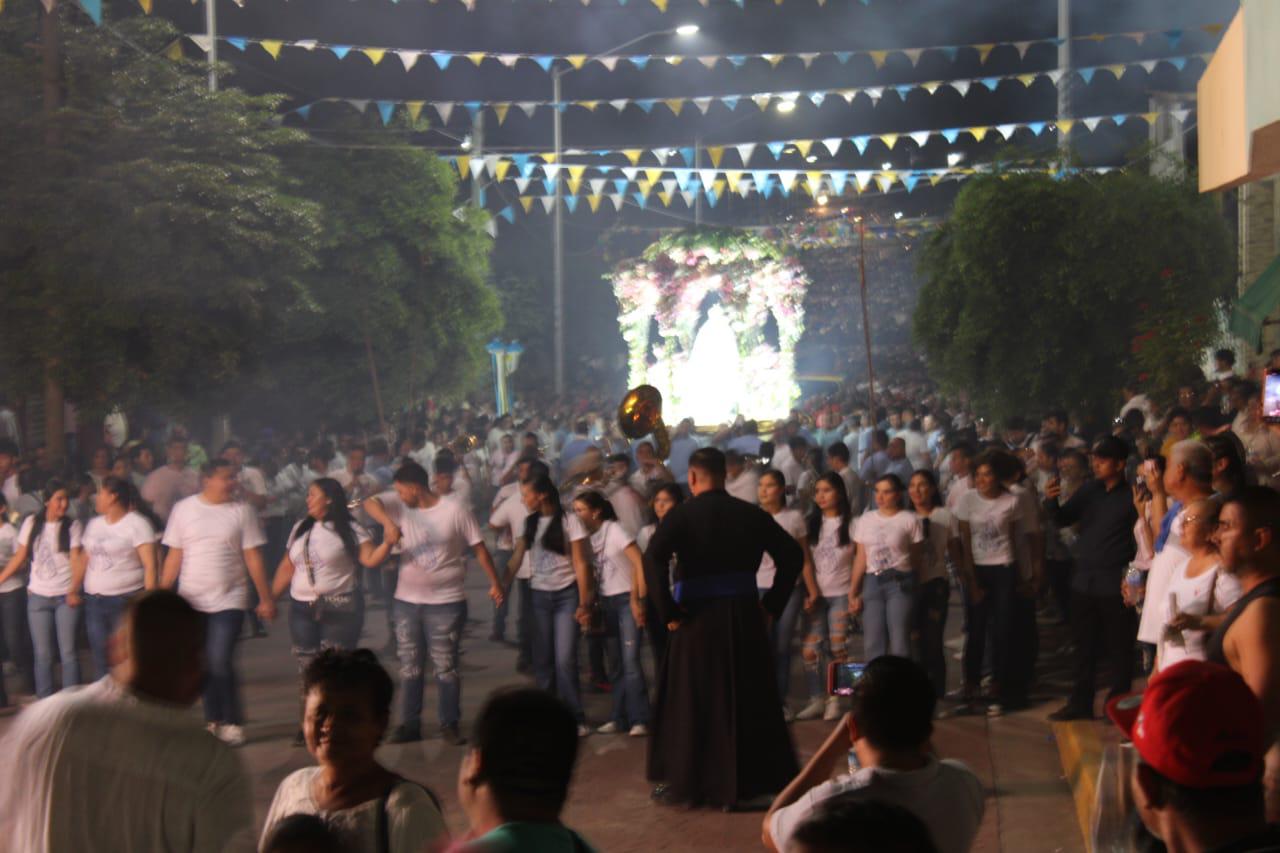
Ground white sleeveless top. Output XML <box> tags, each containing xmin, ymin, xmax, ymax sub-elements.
<box><xmin>1157</xmin><ymin>558</ymin><xmax>1243</xmax><ymax>670</ymax></box>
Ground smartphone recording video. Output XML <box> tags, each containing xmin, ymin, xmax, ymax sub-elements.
<box><xmin>1266</xmin><ymin>370</ymin><xmax>1280</xmax><ymax>424</ymax></box>
<box><xmin>828</xmin><ymin>661</ymin><xmax>867</xmax><ymax>696</ymax></box>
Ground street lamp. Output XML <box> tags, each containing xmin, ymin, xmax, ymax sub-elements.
<box><xmin>551</xmin><ymin>25</ymin><xmax>700</xmax><ymax>396</ymax></box>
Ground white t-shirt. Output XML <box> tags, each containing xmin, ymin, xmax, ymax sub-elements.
<box><xmin>82</xmin><ymin>512</ymin><xmax>158</xmax><ymax>597</ymax></box>
<box><xmin>944</xmin><ymin>475</ymin><xmax>973</xmax><ymax>512</ymax></box>
<box><xmin>377</xmin><ymin>492</ymin><xmax>483</xmax><ymax>606</ymax></box>
<box><xmin>758</xmin><ymin>508</ymin><xmax>806</xmax><ymax>589</ymax></box>
<box><xmin>529</xmin><ymin>513</ymin><xmax>588</xmax><ymax>592</ymax></box>
<box><xmin>0</xmin><ymin>520</ymin><xmax>21</xmax><ymax>593</ymax></box>
<box><xmin>162</xmin><ymin>496</ymin><xmax>266</xmax><ymax>613</ymax></box>
<box><xmin>726</xmin><ymin>469</ymin><xmax>760</xmax><ymax>504</ymax></box>
<box><xmin>836</xmin><ymin>465</ymin><xmax>864</xmax><ymax>515</ymax></box>
<box><xmin>488</xmin><ymin>486</ymin><xmax>525</xmax><ymax>552</ymax></box>
<box><xmin>812</xmin><ymin>515</ymin><xmax>856</xmax><ymax>598</ymax></box>
<box><xmin>287</xmin><ymin>520</ymin><xmax>371</xmax><ymax>602</ymax></box>
<box><xmin>854</xmin><ymin>510</ymin><xmax>923</xmax><ymax>575</ymax></box>
<box><xmin>590</xmin><ymin>520</ymin><xmax>636</xmax><ymax>598</ymax></box>
<box><xmin>19</xmin><ymin>515</ymin><xmax>83</xmax><ymax>598</ymax></box>
<box><xmin>917</xmin><ymin>508</ymin><xmax>955</xmax><ymax>584</ymax></box>
<box><xmin>769</xmin><ymin>757</ymin><xmax>984</xmax><ymax>853</ymax></box>
<box><xmin>602</xmin><ymin>482</ymin><xmax>646</xmax><ymax>537</ymax></box>
<box><xmin>140</xmin><ymin>466</ymin><xmax>199</xmax><ymax>523</ymax></box>
<box><xmin>260</xmin><ymin>767</ymin><xmax>446</xmax><ymax>853</ymax></box>
<box><xmin>955</xmin><ymin>491</ymin><xmax>1021</xmax><ymax>566</ymax></box>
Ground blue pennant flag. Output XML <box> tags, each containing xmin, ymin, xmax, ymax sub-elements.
<box><xmin>499</xmin><ymin>207</ymin><xmax>515</xmax><ymax>223</ymax></box>
<box><xmin>751</xmin><ymin>170</ymin><xmax>771</xmax><ymax>187</ymax></box>
<box><xmin>731</xmin><ymin>0</ymin><xmax>744</xmax><ymax>8</ymax></box>
<box><xmin>941</xmin><ymin>128</ymin><xmax>960</xmax><ymax>143</ymax></box>
<box><xmin>533</xmin><ymin>56</ymin><xmax>554</xmax><ymax>72</ymax></box>
<box><xmin>543</xmin><ymin>179</ymin><xmax>557</xmax><ymax>195</ymax></box>
<box><xmin>830</xmin><ymin>171</ymin><xmax>850</xmax><ymax>195</ymax></box>
<box><xmin>940</xmin><ymin>46</ymin><xmax>959</xmax><ymax>61</ymax></box>
<box><xmin>852</xmin><ymin>136</ymin><xmax>870</xmax><ymax>154</ymax></box>
<box><xmin>635</xmin><ymin>99</ymin><xmax>656</xmax><ymax>113</ymax></box>
<box><xmin>228</xmin><ymin>37</ymin><xmax>249</xmax><ymax>52</ymax></box>
<box><xmin>78</xmin><ymin>0</ymin><xmax>102</xmax><ymax>24</ymax></box>
<box><xmin>613</xmin><ymin>178</ymin><xmax>629</xmax><ymax>195</ymax></box>
<box><xmin>376</xmin><ymin>101</ymin><xmax>395</xmax><ymax>125</ymax></box>
<box><xmin>1164</xmin><ymin>29</ymin><xmax>1183</xmax><ymax>49</ymax></box>
<box><xmin>902</xmin><ymin>174</ymin><xmax>919</xmax><ymax>193</ymax></box>
<box><xmin>727</xmin><ymin>55</ymin><xmax>747</xmax><ymax>67</ymax></box>
<box><xmin>721</xmin><ymin>96</ymin><xmax>740</xmax><ymax>111</ymax></box>
<box><xmin>432</xmin><ymin>52</ymin><xmax>453</xmax><ymax>70</ymax></box>
<box><xmin>1026</xmin><ymin>121</ymin><xmax>1046</xmax><ymax>136</ymax></box>
<box><xmin>766</xmin><ymin>142</ymin><xmax>786</xmax><ymax>159</ymax></box>
<box><xmin>679</xmin><ymin>147</ymin><xmax>695</xmax><ymax>167</ymax></box>
<box><xmin>809</xmin><ymin>92</ymin><xmax>827</xmax><ymax>107</ymax></box>
<box><xmin>980</xmin><ymin>77</ymin><xmax>1001</xmax><ymax>91</ymax></box>
<box><xmin>1113</xmin><ymin>113</ymin><xmax>1129</xmax><ymax>126</ymax></box>
<box><xmin>834</xmin><ymin>52</ymin><xmax>853</xmax><ymax>64</ymax></box>
<box><xmin>511</xmin><ymin>154</ymin><xmax>530</xmax><ymax>174</ymax></box>
<box><xmin>630</xmin><ymin>57</ymin><xmax>650</xmax><ymax>70</ymax></box>
<box><xmin>565</xmin><ymin>196</ymin><xmax>578</xmax><ymax>213</ymax></box>
<box><xmin>464</xmin><ymin>102</ymin><xmax>483</xmax><ymax>117</ymax></box>
<box><xmin>1170</xmin><ymin>57</ymin><xmax>1187</xmax><ymax>71</ymax></box>
<box><xmin>892</xmin><ymin>85</ymin><xmax>911</xmax><ymax>99</ymax></box>
<box><xmin>633</xmin><ymin>192</ymin><xmax>648</xmax><ymax>209</ymax></box>
<box><xmin>706</xmin><ymin>189</ymin><xmax>719</xmax><ymax>208</ymax></box>
<box><xmin>761</xmin><ymin>178</ymin><xmax>776</xmax><ymax>199</ymax></box>
<box><xmin>295</xmin><ymin>104</ymin><xmax>313</xmax><ymax>120</ymax></box>
<box><xmin>1079</xmin><ymin>67</ymin><xmax>1095</xmax><ymax>84</ymax></box>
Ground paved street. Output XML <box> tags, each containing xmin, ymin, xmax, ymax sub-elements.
<box><xmin>0</xmin><ymin>563</ymin><xmax>1088</xmax><ymax>852</ymax></box>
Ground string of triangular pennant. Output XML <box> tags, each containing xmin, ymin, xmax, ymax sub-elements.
<box><xmin>186</xmin><ymin>24</ymin><xmax>1222</xmax><ymax>76</ymax></box>
<box><xmin>287</xmin><ymin>54</ymin><xmax>1205</xmax><ymax>127</ymax></box>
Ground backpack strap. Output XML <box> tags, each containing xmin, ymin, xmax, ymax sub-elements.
<box><xmin>377</xmin><ymin>778</ymin><xmax>444</xmax><ymax>853</ymax></box>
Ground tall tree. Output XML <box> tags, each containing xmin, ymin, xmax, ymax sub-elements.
<box><xmin>0</xmin><ymin>7</ymin><xmax>320</xmax><ymax>440</ymax></box>
<box><xmin>914</xmin><ymin>169</ymin><xmax>1233</xmax><ymax>423</ymax></box>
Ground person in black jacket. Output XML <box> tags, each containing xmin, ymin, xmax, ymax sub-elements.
<box><xmin>644</xmin><ymin>447</ymin><xmax>805</xmax><ymax>810</ymax></box>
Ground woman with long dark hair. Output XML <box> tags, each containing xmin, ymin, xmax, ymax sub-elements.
<box><xmin>507</xmin><ymin>475</ymin><xmax>593</xmax><ymax>734</ymax></box>
<box><xmin>637</xmin><ymin>482</ymin><xmax>683</xmax><ymax>661</ymax></box>
<box><xmin>757</xmin><ymin>469</ymin><xmax>818</xmax><ymax>718</ymax></box>
<box><xmin>851</xmin><ymin>474</ymin><xmax>924</xmax><ymax>663</ymax></box>
<box><xmin>908</xmin><ymin>469</ymin><xmax>956</xmax><ymax>699</ymax></box>
<box><xmin>270</xmin><ymin>478</ymin><xmax>396</xmax><ymax>743</ymax></box>
<box><xmin>0</xmin><ymin>491</ymin><xmax>32</xmax><ymax>707</ymax></box>
<box><xmin>573</xmin><ymin>490</ymin><xmax>651</xmax><ymax>736</ymax></box>
<box><xmin>795</xmin><ymin>473</ymin><xmax>856</xmax><ymax>721</ymax></box>
<box><xmin>75</xmin><ymin>475</ymin><xmax>161</xmax><ymax>679</ymax></box>
<box><xmin>0</xmin><ymin>479</ymin><xmax>86</xmax><ymax>697</ymax></box>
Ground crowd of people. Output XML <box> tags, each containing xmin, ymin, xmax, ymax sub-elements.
<box><xmin>3</xmin><ymin>345</ymin><xmax>1280</xmax><ymax>851</ymax></box>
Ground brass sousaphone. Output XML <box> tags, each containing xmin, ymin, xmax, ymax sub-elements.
<box><xmin>617</xmin><ymin>385</ymin><xmax>671</xmax><ymax>460</ymax></box>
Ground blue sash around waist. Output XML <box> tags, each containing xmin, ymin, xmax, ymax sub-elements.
<box><xmin>673</xmin><ymin>572</ymin><xmax>758</xmax><ymax>604</ymax></box>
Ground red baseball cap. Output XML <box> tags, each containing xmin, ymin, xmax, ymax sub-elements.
<box><xmin>1106</xmin><ymin>660</ymin><xmax>1265</xmax><ymax>788</ymax></box>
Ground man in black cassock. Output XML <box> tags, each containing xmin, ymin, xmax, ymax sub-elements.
<box><xmin>643</xmin><ymin>447</ymin><xmax>804</xmax><ymax>810</ymax></box>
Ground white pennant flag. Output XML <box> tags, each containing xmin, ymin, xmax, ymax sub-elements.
<box><xmin>680</xmin><ymin>190</ymin><xmax>696</xmax><ymax>207</ymax></box>
<box><xmin>661</xmin><ymin>178</ymin><xmax>679</xmax><ymax>194</ymax></box>
<box><xmin>189</xmin><ymin>35</ymin><xmax>213</xmax><ymax>52</ymax></box>
<box><xmin>854</xmin><ymin>170</ymin><xmax>875</xmax><ymax>191</ymax></box>
<box><xmin>621</xmin><ymin>167</ymin><xmax>639</xmax><ymax>181</ymax></box>
<box><xmin>839</xmin><ymin>90</ymin><xmax>859</xmax><ymax>104</ymax></box>
<box><xmin>1083</xmin><ymin>117</ymin><xmax>1103</xmax><ymax>131</ymax></box>
<box><xmin>822</xmin><ymin>137</ymin><xmax>843</xmax><ymax>156</ymax></box>
<box><xmin>610</xmin><ymin>99</ymin><xmax>629</xmax><ymax>113</ymax></box>
<box><xmin>518</xmin><ymin>102</ymin><xmax>539</xmax><ymax>117</ymax></box>
<box><xmin>484</xmin><ymin>154</ymin><xmax>503</xmax><ymax>175</ymax></box>
<box><xmin>693</xmin><ymin>98</ymin><xmax>714</xmax><ymax>115</ymax></box>
<box><xmin>589</xmin><ymin>178</ymin><xmax>608</xmax><ymax>195</ymax></box>
<box><xmin>515</xmin><ymin>177</ymin><xmax>532</xmax><ymax>193</ymax></box>
<box><xmin>951</xmin><ymin>81</ymin><xmax>971</xmax><ymax>97</ymax></box>
<box><xmin>1046</xmin><ymin>70</ymin><xmax>1064</xmax><ymax>85</ymax></box>
<box><xmin>864</xmin><ymin>87</ymin><xmax>883</xmax><ymax>104</ymax></box>
<box><xmin>1171</xmin><ymin>108</ymin><xmax>1190</xmax><ymax>124</ymax></box>
<box><xmin>1139</xmin><ymin>59</ymin><xmax>1157</xmax><ymax>73</ymax></box>
<box><xmin>736</xmin><ymin>142</ymin><xmax>757</xmax><ymax>164</ymax></box>
<box><xmin>470</xmin><ymin>159</ymin><xmax>486</xmax><ymax>178</ymax></box>
<box><xmin>995</xmin><ymin>123</ymin><xmax>1018</xmax><ymax>139</ymax></box>
<box><xmin>798</xmin><ymin>52</ymin><xmax>819</xmax><ymax>68</ymax></box>
<box><xmin>909</xmin><ymin>131</ymin><xmax>931</xmax><ymax>147</ymax></box>
<box><xmin>543</xmin><ymin>164</ymin><xmax>562</xmax><ymax>178</ymax></box>
<box><xmin>498</xmin><ymin>54</ymin><xmax>521</xmax><ymax>67</ymax></box>
<box><xmin>485</xmin><ymin>219</ymin><xmax>497</xmax><ymax>237</ymax></box>
<box><xmin>607</xmin><ymin>194</ymin><xmax>624</xmax><ymax>211</ymax></box>
<box><xmin>598</xmin><ymin>57</ymin><xmax>621</xmax><ymax>72</ymax></box>
<box><xmin>294</xmin><ymin>40</ymin><xmax>318</xmax><ymax>51</ymax></box>
<box><xmin>396</xmin><ymin>50</ymin><xmax>420</xmax><ymax>72</ymax></box>
<box><xmin>436</xmin><ymin>102</ymin><xmax>454</xmax><ymax>124</ymax></box>
<box><xmin>698</xmin><ymin>169</ymin><xmax>718</xmax><ymax>189</ymax></box>
<box><xmin>540</xmin><ymin>197</ymin><xmax>556</xmax><ymax>214</ymax></box>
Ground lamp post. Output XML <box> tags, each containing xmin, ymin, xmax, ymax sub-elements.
<box><xmin>551</xmin><ymin>24</ymin><xmax>699</xmax><ymax>396</ymax></box>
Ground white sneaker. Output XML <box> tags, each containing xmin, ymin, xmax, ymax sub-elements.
<box><xmin>217</xmin><ymin>724</ymin><xmax>246</xmax><ymax>747</ymax></box>
<box><xmin>205</xmin><ymin>722</ymin><xmax>221</xmax><ymax>738</ymax></box>
<box><xmin>823</xmin><ymin>697</ymin><xmax>843</xmax><ymax>721</ymax></box>
<box><xmin>628</xmin><ymin>724</ymin><xmax>649</xmax><ymax>737</ymax></box>
<box><xmin>795</xmin><ymin>698</ymin><xmax>826</xmax><ymax>721</ymax></box>
<box><xmin>577</xmin><ymin>724</ymin><xmax>592</xmax><ymax>737</ymax></box>
<box><xmin>596</xmin><ymin>721</ymin><xmax>622</xmax><ymax>735</ymax></box>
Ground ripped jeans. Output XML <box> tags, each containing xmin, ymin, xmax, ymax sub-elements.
<box><xmin>603</xmin><ymin>592</ymin><xmax>649</xmax><ymax>727</ymax></box>
<box><xmin>802</xmin><ymin>595</ymin><xmax>850</xmax><ymax>699</ymax></box>
<box><xmin>393</xmin><ymin>599</ymin><xmax>467</xmax><ymax>730</ymax></box>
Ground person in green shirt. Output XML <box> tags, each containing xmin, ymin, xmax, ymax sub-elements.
<box><xmin>454</xmin><ymin>688</ymin><xmax>596</xmax><ymax>853</ymax></box>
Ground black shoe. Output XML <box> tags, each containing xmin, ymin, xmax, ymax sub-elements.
<box><xmin>292</xmin><ymin>729</ymin><xmax>305</xmax><ymax>747</ymax></box>
<box><xmin>440</xmin><ymin>725</ymin><xmax>467</xmax><ymax>746</ymax></box>
<box><xmin>386</xmin><ymin>724</ymin><xmax>423</xmax><ymax>744</ymax></box>
<box><xmin>1048</xmin><ymin>704</ymin><xmax>1094</xmax><ymax>722</ymax></box>
<box><xmin>650</xmin><ymin>784</ymin><xmax>685</xmax><ymax>807</ymax></box>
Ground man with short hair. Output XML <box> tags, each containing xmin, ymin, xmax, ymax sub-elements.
<box><xmin>1045</xmin><ymin>436</ymin><xmax>1139</xmax><ymax>721</ymax></box>
<box><xmin>364</xmin><ymin>461</ymin><xmax>504</xmax><ymax>746</ymax></box>
<box><xmin>0</xmin><ymin>590</ymin><xmax>255</xmax><ymax>852</ymax></box>
<box><xmin>727</xmin><ymin>420</ymin><xmax>763</xmax><ymax>457</ymax></box>
<box><xmin>724</xmin><ymin>449</ymin><xmax>760</xmax><ymax>504</ymax></box>
<box><xmin>1041</xmin><ymin>409</ymin><xmax>1086</xmax><ymax>450</ymax></box>
<box><xmin>161</xmin><ymin>459</ymin><xmax>274</xmax><ymax>746</ymax></box>
<box><xmin>629</xmin><ymin>440</ymin><xmax>674</xmax><ymax>498</ymax></box>
<box><xmin>859</xmin><ymin>430</ymin><xmax>892</xmax><ymax>486</ymax></box>
<box><xmin>763</xmin><ymin>656</ymin><xmax>984</xmax><ymax>853</ymax></box>
<box><xmin>944</xmin><ymin>442</ymin><xmax>974</xmax><ymax>511</ymax></box>
<box><xmin>884</xmin><ymin>438</ymin><xmax>915</xmax><ymax>485</ymax></box>
<box><xmin>1207</xmin><ymin>486</ymin><xmax>1280</xmax><ymax>821</ymax></box>
<box><xmin>1107</xmin><ymin>659</ymin><xmax>1280</xmax><ymax>852</ymax></box>
<box><xmin>559</xmin><ymin>421</ymin><xmax>595</xmax><ymax>474</ymax></box>
<box><xmin>140</xmin><ymin>437</ymin><xmax>198</xmax><ymax>524</ymax></box>
<box><xmin>826</xmin><ymin>443</ymin><xmax>863</xmax><ymax>516</ymax></box>
<box><xmin>644</xmin><ymin>447</ymin><xmax>804</xmax><ymax>810</ymax></box>
<box><xmin>455</xmin><ymin>688</ymin><xmax>596</xmax><ymax>852</ymax></box>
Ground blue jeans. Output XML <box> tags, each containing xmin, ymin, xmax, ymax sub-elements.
<box><xmin>603</xmin><ymin>593</ymin><xmax>649</xmax><ymax>727</ymax></box>
<box><xmin>28</xmin><ymin>592</ymin><xmax>82</xmax><ymax>699</ymax></box>
<box><xmin>763</xmin><ymin>587</ymin><xmax>805</xmax><ymax>701</ymax></box>
<box><xmin>85</xmin><ymin>592</ymin><xmax>136</xmax><ymax>680</ymax></box>
<box><xmin>531</xmin><ymin>585</ymin><xmax>584</xmax><ymax>720</ymax></box>
<box><xmin>802</xmin><ymin>595</ymin><xmax>850</xmax><ymax>698</ymax></box>
<box><xmin>203</xmin><ymin>610</ymin><xmax>245</xmax><ymax>725</ymax></box>
<box><xmin>394</xmin><ymin>599</ymin><xmax>467</xmax><ymax>730</ymax></box>
<box><xmin>0</xmin><ymin>588</ymin><xmax>34</xmax><ymax>702</ymax></box>
<box><xmin>492</xmin><ymin>550</ymin><xmax>512</xmax><ymax>640</ymax></box>
<box><xmin>289</xmin><ymin>593</ymin><xmax>364</xmax><ymax>665</ymax></box>
<box><xmin>862</xmin><ymin>570</ymin><xmax>915</xmax><ymax>661</ymax></box>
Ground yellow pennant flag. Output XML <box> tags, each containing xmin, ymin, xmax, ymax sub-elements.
<box><xmin>567</xmin><ymin>177</ymin><xmax>583</xmax><ymax>196</ymax></box>
<box><xmin>1141</xmin><ymin>112</ymin><xmax>1158</xmax><ymax>124</ymax></box>
<box><xmin>493</xmin><ymin>103</ymin><xmax>510</xmax><ymax>125</ymax></box>
<box><xmin>658</xmin><ymin>191</ymin><xmax>673</xmax><ymax>207</ymax></box>
<box><xmin>1084</xmin><ymin>32</ymin><xmax>1108</xmax><ymax>42</ymax></box>
<box><xmin>650</xmin><ymin>0</ymin><xmax>667</xmax><ymax>10</ymax></box>
<box><xmin>495</xmin><ymin>160</ymin><xmax>511</xmax><ymax>182</ymax></box>
<box><xmin>868</xmin><ymin>50</ymin><xmax>889</xmax><ymax>69</ymax></box>
<box><xmin>708</xmin><ymin>146</ymin><xmax>725</xmax><ymax>168</ymax></box>
<box><xmin>164</xmin><ymin>40</ymin><xmax>183</xmax><ymax>60</ymax></box>
<box><xmin>713</xmin><ymin>179</ymin><xmax>726</xmax><ymax>196</ymax></box>
<box><xmin>467</xmin><ymin>52</ymin><xmax>486</xmax><ymax>66</ymax></box>
<box><xmin>541</xmin><ymin>153</ymin><xmax>558</xmax><ymax>164</ymax></box>
<box><xmin>665</xmin><ymin>99</ymin><xmax>685</xmax><ymax>116</ymax></box>
<box><xmin>261</xmin><ymin>40</ymin><xmax>284</xmax><ymax>59</ymax></box>
<box><xmin>138</xmin><ymin>0</ymin><xmax>153</xmax><ymax>13</ymax></box>
<box><xmin>520</xmin><ymin>197</ymin><xmax>534</xmax><ymax>213</ymax></box>
<box><xmin>929</xmin><ymin>175</ymin><xmax>944</xmax><ymax>186</ymax></box>
<box><xmin>969</xmin><ymin>127</ymin><xmax>989</xmax><ymax>142</ymax></box>
<box><xmin>406</xmin><ymin>101</ymin><xmax>425</xmax><ymax>122</ymax></box>
<box><xmin>645</xmin><ymin>168</ymin><xmax>664</xmax><ymax>184</ymax></box>
<box><xmin>588</xmin><ymin>195</ymin><xmax>603</xmax><ymax>212</ymax></box>
<box><xmin>794</xmin><ymin>140</ymin><xmax>813</xmax><ymax>157</ymax></box>
<box><xmin>1056</xmin><ymin>119</ymin><xmax>1074</xmax><ymax>134</ymax></box>
<box><xmin>567</xmin><ymin>165</ymin><xmax>588</xmax><ymax>182</ymax></box>
<box><xmin>363</xmin><ymin>48</ymin><xmax>387</xmax><ymax>66</ymax></box>
<box><xmin>879</xmin><ymin>133</ymin><xmax>899</xmax><ymax>150</ymax></box>
<box><xmin>725</xmin><ymin>170</ymin><xmax>745</xmax><ymax>190</ymax></box>
<box><xmin>1016</xmin><ymin>73</ymin><xmax>1037</xmax><ymax>86</ymax></box>
<box><xmin>637</xmin><ymin>179</ymin><xmax>654</xmax><ymax>196</ymax></box>
<box><xmin>800</xmin><ymin>181</ymin><xmax>814</xmax><ymax>197</ymax></box>
<box><xmin>922</xmin><ymin>82</ymin><xmax>941</xmax><ymax>94</ymax></box>
<box><xmin>975</xmin><ymin>43</ymin><xmax>995</xmax><ymax>63</ymax></box>
<box><xmin>665</xmin><ymin>56</ymin><xmax>684</xmax><ymax>66</ymax></box>
<box><xmin>805</xmin><ymin>170</ymin><xmax>822</xmax><ymax>189</ymax></box>
<box><xmin>1106</xmin><ymin>64</ymin><xmax>1126</xmax><ymax>78</ymax></box>
<box><xmin>567</xmin><ymin>55</ymin><xmax>588</xmax><ymax>70</ymax></box>
<box><xmin>580</xmin><ymin>101</ymin><xmax>599</xmax><ymax>112</ymax></box>
<box><xmin>767</xmin><ymin>54</ymin><xmax>785</xmax><ymax>68</ymax></box>
<box><xmin>623</xmin><ymin>150</ymin><xmax>644</xmax><ymax>166</ymax></box>
<box><xmin>455</xmin><ymin>155</ymin><xmax>471</xmax><ymax>177</ymax></box>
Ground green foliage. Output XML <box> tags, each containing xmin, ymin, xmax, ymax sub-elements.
<box><xmin>914</xmin><ymin>169</ymin><xmax>1233</xmax><ymax>422</ymax></box>
<box><xmin>640</xmin><ymin>228</ymin><xmax>785</xmax><ymax>262</ymax></box>
<box><xmin>0</xmin><ymin>7</ymin><xmax>320</xmax><ymax>417</ymax></box>
<box><xmin>492</xmin><ymin>273</ymin><xmax>552</xmax><ymax>389</ymax></box>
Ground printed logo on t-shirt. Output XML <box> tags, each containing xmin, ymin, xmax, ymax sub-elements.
<box><xmin>973</xmin><ymin>521</ymin><xmax>1002</xmax><ymax>559</ymax></box>
<box><xmin>32</xmin><ymin>533</ymin><xmax>56</xmax><ymax>580</ymax></box>
<box><xmin>869</xmin><ymin>534</ymin><xmax>894</xmax><ymax>573</ymax></box>
<box><xmin>402</xmin><ymin>537</ymin><xmax>442</xmax><ymax>573</ymax></box>
<box><xmin>89</xmin><ymin>539</ymin><xmax>115</xmax><ymax>572</ymax></box>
